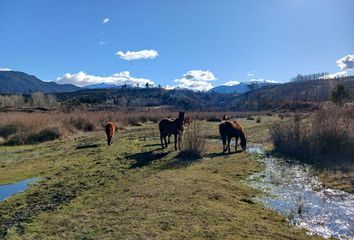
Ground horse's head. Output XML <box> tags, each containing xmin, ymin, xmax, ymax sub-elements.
<box><xmin>240</xmin><ymin>132</ymin><xmax>247</xmax><ymax>150</ymax></box>
<box><xmin>178</xmin><ymin>111</ymin><xmax>185</xmax><ymax>120</ymax></box>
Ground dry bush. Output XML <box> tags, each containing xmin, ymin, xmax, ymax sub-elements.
<box><xmin>179</xmin><ymin>121</ymin><xmax>206</xmax><ymax>159</ymax></box>
<box><xmin>271</xmin><ymin>104</ymin><xmax>354</xmax><ymax>166</ymax></box>
<box><xmin>67</xmin><ymin>116</ymin><xmax>95</xmax><ymax>132</ymax></box>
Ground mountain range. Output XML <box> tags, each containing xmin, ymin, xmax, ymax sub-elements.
<box><xmin>0</xmin><ymin>70</ymin><xmax>79</xmax><ymax>93</ymax></box>
<box><xmin>209</xmin><ymin>79</ymin><xmax>279</xmax><ymax>94</ymax></box>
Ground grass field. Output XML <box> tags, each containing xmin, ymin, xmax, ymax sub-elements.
<box><xmin>0</xmin><ymin>116</ymin><xmax>324</xmax><ymax>239</ymax></box>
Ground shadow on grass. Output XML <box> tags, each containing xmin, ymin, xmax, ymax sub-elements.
<box><xmin>158</xmin><ymin>151</ymin><xmax>202</xmax><ymax>170</ymax></box>
<box><xmin>75</xmin><ymin>143</ymin><xmax>100</xmax><ymax>149</ymax></box>
<box><xmin>127</xmin><ymin>149</ymin><xmax>169</xmax><ymax>169</ymax></box>
<box><xmin>142</xmin><ymin>143</ymin><xmax>161</xmax><ymax>148</ymax></box>
<box><xmin>205</xmin><ymin>150</ymin><xmax>242</xmax><ymax>158</ymax></box>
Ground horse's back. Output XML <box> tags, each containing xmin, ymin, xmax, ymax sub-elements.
<box><xmin>159</xmin><ymin>118</ymin><xmax>173</xmax><ymax>133</ymax></box>
<box><xmin>105</xmin><ymin>122</ymin><xmax>116</xmax><ymax>135</ymax></box>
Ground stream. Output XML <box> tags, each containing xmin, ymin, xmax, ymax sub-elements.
<box><xmin>0</xmin><ymin>178</ymin><xmax>38</xmax><ymax>202</ymax></box>
<box><xmin>247</xmin><ymin>144</ymin><xmax>354</xmax><ymax>239</ymax></box>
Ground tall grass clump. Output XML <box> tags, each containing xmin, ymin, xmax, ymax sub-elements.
<box><xmin>270</xmin><ymin>103</ymin><xmax>354</xmax><ymax>166</ymax></box>
<box><xmin>178</xmin><ymin>121</ymin><xmax>206</xmax><ymax>159</ymax></box>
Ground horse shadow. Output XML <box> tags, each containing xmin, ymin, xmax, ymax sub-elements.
<box><xmin>142</xmin><ymin>143</ymin><xmax>161</xmax><ymax>148</ymax></box>
<box><xmin>205</xmin><ymin>150</ymin><xmax>243</xmax><ymax>158</ymax></box>
<box><xmin>158</xmin><ymin>151</ymin><xmax>202</xmax><ymax>170</ymax></box>
<box><xmin>127</xmin><ymin>149</ymin><xmax>169</xmax><ymax>169</ymax></box>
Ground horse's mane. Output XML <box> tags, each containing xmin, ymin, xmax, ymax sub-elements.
<box><xmin>232</xmin><ymin>121</ymin><xmax>243</xmax><ymax>131</ymax></box>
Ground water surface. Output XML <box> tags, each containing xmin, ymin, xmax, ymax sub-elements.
<box><xmin>0</xmin><ymin>178</ymin><xmax>38</xmax><ymax>201</ymax></box>
<box><xmin>247</xmin><ymin>144</ymin><xmax>354</xmax><ymax>240</ymax></box>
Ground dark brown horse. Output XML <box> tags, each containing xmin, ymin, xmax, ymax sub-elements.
<box><xmin>159</xmin><ymin>112</ymin><xmax>185</xmax><ymax>150</ymax></box>
<box><xmin>105</xmin><ymin>122</ymin><xmax>116</xmax><ymax>146</ymax></box>
<box><xmin>219</xmin><ymin>120</ymin><xmax>247</xmax><ymax>153</ymax></box>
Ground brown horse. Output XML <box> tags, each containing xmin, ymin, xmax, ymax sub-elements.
<box><xmin>219</xmin><ymin>120</ymin><xmax>247</xmax><ymax>153</ymax></box>
<box><xmin>159</xmin><ymin>112</ymin><xmax>185</xmax><ymax>150</ymax></box>
<box><xmin>105</xmin><ymin>122</ymin><xmax>116</xmax><ymax>146</ymax></box>
<box><xmin>184</xmin><ymin>116</ymin><xmax>191</xmax><ymax>127</ymax></box>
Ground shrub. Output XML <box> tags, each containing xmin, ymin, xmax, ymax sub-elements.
<box><xmin>5</xmin><ymin>127</ymin><xmax>63</xmax><ymax>145</ymax></box>
<box><xmin>206</xmin><ymin>115</ymin><xmax>221</xmax><ymax>122</ymax></box>
<box><xmin>27</xmin><ymin>127</ymin><xmax>63</xmax><ymax>144</ymax></box>
<box><xmin>278</xmin><ymin>114</ymin><xmax>284</xmax><ymax>119</ymax></box>
<box><xmin>68</xmin><ymin>116</ymin><xmax>95</xmax><ymax>132</ymax></box>
<box><xmin>256</xmin><ymin>117</ymin><xmax>261</xmax><ymax>123</ymax></box>
<box><xmin>0</xmin><ymin>123</ymin><xmax>20</xmax><ymax>139</ymax></box>
<box><xmin>270</xmin><ymin>104</ymin><xmax>354</xmax><ymax>166</ymax></box>
<box><xmin>179</xmin><ymin>121</ymin><xmax>206</xmax><ymax>159</ymax></box>
<box><xmin>247</xmin><ymin>116</ymin><xmax>254</xmax><ymax>120</ymax></box>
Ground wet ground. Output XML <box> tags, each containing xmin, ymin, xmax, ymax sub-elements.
<box><xmin>247</xmin><ymin>144</ymin><xmax>354</xmax><ymax>240</ymax></box>
<box><xmin>0</xmin><ymin>178</ymin><xmax>38</xmax><ymax>202</ymax></box>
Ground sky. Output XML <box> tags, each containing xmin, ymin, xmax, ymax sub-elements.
<box><xmin>0</xmin><ymin>0</ymin><xmax>353</xmax><ymax>91</ymax></box>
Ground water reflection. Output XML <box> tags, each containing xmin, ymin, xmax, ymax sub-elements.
<box><xmin>0</xmin><ymin>178</ymin><xmax>38</xmax><ymax>201</ymax></box>
<box><xmin>247</xmin><ymin>145</ymin><xmax>354</xmax><ymax>239</ymax></box>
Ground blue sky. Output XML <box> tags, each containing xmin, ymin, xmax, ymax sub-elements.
<box><xmin>0</xmin><ymin>0</ymin><xmax>353</xmax><ymax>90</ymax></box>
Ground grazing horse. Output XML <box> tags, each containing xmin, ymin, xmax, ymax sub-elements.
<box><xmin>105</xmin><ymin>122</ymin><xmax>116</xmax><ymax>146</ymax></box>
<box><xmin>219</xmin><ymin>120</ymin><xmax>247</xmax><ymax>153</ymax></box>
<box><xmin>159</xmin><ymin>112</ymin><xmax>185</xmax><ymax>150</ymax></box>
<box><xmin>184</xmin><ymin>116</ymin><xmax>191</xmax><ymax>127</ymax></box>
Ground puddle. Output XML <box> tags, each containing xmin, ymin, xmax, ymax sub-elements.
<box><xmin>0</xmin><ymin>178</ymin><xmax>38</xmax><ymax>201</ymax></box>
<box><xmin>247</xmin><ymin>144</ymin><xmax>354</xmax><ymax>240</ymax></box>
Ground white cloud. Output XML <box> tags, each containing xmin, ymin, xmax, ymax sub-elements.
<box><xmin>56</xmin><ymin>71</ymin><xmax>155</xmax><ymax>87</ymax></box>
<box><xmin>247</xmin><ymin>78</ymin><xmax>278</xmax><ymax>84</ymax></box>
<box><xmin>99</xmin><ymin>41</ymin><xmax>106</xmax><ymax>45</ymax></box>
<box><xmin>247</xmin><ymin>71</ymin><xmax>255</xmax><ymax>77</ymax></box>
<box><xmin>323</xmin><ymin>54</ymin><xmax>354</xmax><ymax>79</ymax></box>
<box><xmin>337</xmin><ymin>54</ymin><xmax>354</xmax><ymax>71</ymax></box>
<box><xmin>102</xmin><ymin>18</ymin><xmax>110</xmax><ymax>24</ymax></box>
<box><xmin>322</xmin><ymin>71</ymin><xmax>348</xmax><ymax>79</ymax></box>
<box><xmin>0</xmin><ymin>68</ymin><xmax>11</xmax><ymax>71</ymax></box>
<box><xmin>116</xmin><ymin>49</ymin><xmax>158</xmax><ymax>61</ymax></box>
<box><xmin>223</xmin><ymin>81</ymin><xmax>240</xmax><ymax>86</ymax></box>
<box><xmin>173</xmin><ymin>70</ymin><xmax>217</xmax><ymax>91</ymax></box>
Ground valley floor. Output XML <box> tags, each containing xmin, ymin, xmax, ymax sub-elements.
<box><xmin>0</xmin><ymin>118</ymin><xmax>324</xmax><ymax>239</ymax></box>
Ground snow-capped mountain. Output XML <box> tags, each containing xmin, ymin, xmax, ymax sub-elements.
<box><xmin>209</xmin><ymin>79</ymin><xmax>279</xmax><ymax>94</ymax></box>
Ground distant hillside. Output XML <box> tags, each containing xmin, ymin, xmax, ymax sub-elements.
<box><xmin>229</xmin><ymin>76</ymin><xmax>354</xmax><ymax>111</ymax></box>
<box><xmin>84</xmin><ymin>83</ymin><xmax>120</xmax><ymax>89</ymax></box>
<box><xmin>55</xmin><ymin>77</ymin><xmax>354</xmax><ymax>111</ymax></box>
<box><xmin>0</xmin><ymin>71</ymin><xmax>80</xmax><ymax>93</ymax></box>
<box><xmin>210</xmin><ymin>80</ymin><xmax>279</xmax><ymax>94</ymax></box>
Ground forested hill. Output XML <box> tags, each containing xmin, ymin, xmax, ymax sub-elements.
<box><xmin>55</xmin><ymin>77</ymin><xmax>354</xmax><ymax>111</ymax></box>
<box><xmin>0</xmin><ymin>71</ymin><xmax>79</xmax><ymax>93</ymax></box>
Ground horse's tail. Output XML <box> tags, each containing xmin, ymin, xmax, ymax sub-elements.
<box><xmin>219</xmin><ymin>123</ymin><xmax>227</xmax><ymax>145</ymax></box>
<box><xmin>105</xmin><ymin>123</ymin><xmax>115</xmax><ymax>146</ymax></box>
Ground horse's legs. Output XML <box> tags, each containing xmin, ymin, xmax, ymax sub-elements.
<box><xmin>221</xmin><ymin>135</ymin><xmax>227</xmax><ymax>153</ymax></box>
<box><xmin>168</xmin><ymin>134</ymin><xmax>171</xmax><ymax>144</ymax></box>
<box><xmin>163</xmin><ymin>135</ymin><xmax>168</xmax><ymax>148</ymax></box>
<box><xmin>227</xmin><ymin>136</ymin><xmax>232</xmax><ymax>154</ymax></box>
<box><xmin>235</xmin><ymin>137</ymin><xmax>238</xmax><ymax>152</ymax></box>
<box><xmin>178</xmin><ymin>134</ymin><xmax>181</xmax><ymax>150</ymax></box>
<box><xmin>160</xmin><ymin>134</ymin><xmax>165</xmax><ymax>148</ymax></box>
<box><xmin>174</xmin><ymin>133</ymin><xmax>178</xmax><ymax>151</ymax></box>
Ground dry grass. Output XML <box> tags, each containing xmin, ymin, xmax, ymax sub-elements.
<box><xmin>0</xmin><ymin>109</ymin><xmax>272</xmax><ymax>145</ymax></box>
<box><xmin>179</xmin><ymin>121</ymin><xmax>206</xmax><ymax>159</ymax></box>
<box><xmin>270</xmin><ymin>103</ymin><xmax>354</xmax><ymax>166</ymax></box>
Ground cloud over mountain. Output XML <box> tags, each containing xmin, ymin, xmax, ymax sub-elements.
<box><xmin>324</xmin><ymin>54</ymin><xmax>354</xmax><ymax>78</ymax></box>
<box><xmin>56</xmin><ymin>71</ymin><xmax>155</xmax><ymax>87</ymax></box>
<box><xmin>173</xmin><ymin>70</ymin><xmax>216</xmax><ymax>91</ymax></box>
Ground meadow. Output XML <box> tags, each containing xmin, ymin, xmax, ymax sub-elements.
<box><xmin>0</xmin><ymin>111</ymin><xmax>325</xmax><ymax>240</ymax></box>
<box><xmin>0</xmin><ymin>109</ymin><xmax>352</xmax><ymax>239</ymax></box>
